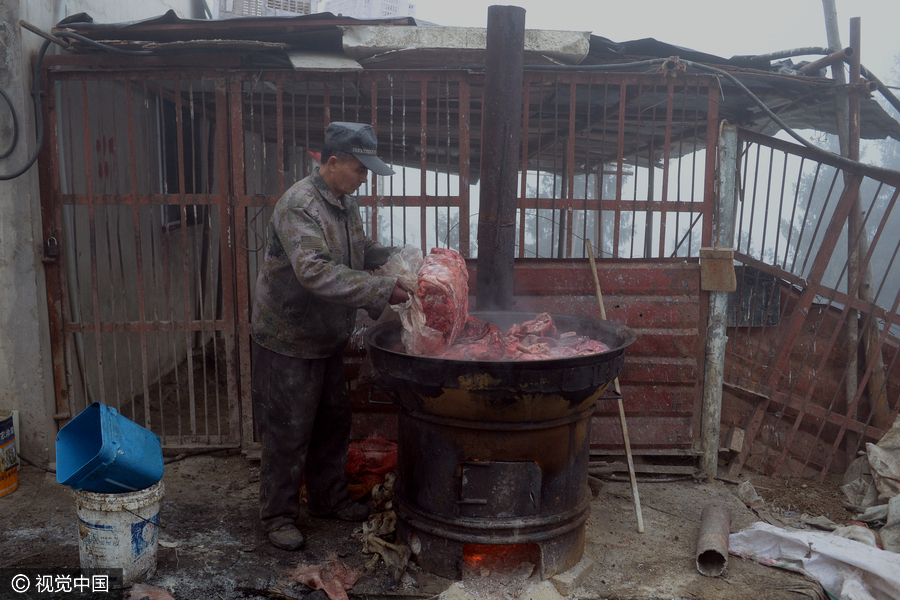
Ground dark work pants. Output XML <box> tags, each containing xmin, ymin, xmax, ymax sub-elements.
<box><xmin>251</xmin><ymin>341</ymin><xmax>352</xmax><ymax>532</ymax></box>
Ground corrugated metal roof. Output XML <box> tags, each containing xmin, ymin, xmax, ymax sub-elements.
<box><xmin>49</xmin><ymin>10</ymin><xmax>900</xmax><ymax>143</ymax></box>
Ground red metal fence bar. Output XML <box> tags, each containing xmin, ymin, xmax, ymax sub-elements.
<box><xmin>38</xmin><ymin>60</ymin><xmax>69</xmax><ymax>421</ymax></box>
<box><xmin>231</xmin><ymin>75</ymin><xmax>254</xmax><ymax>447</ymax></box>
<box><xmin>458</xmin><ymin>77</ymin><xmax>471</xmax><ymax>257</ymax></box>
<box><xmin>123</xmin><ymin>81</ymin><xmax>151</xmax><ymax>430</ymax></box>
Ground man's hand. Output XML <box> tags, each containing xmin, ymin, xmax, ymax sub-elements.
<box><xmin>389</xmin><ymin>281</ymin><xmax>410</xmax><ymax>305</ymax></box>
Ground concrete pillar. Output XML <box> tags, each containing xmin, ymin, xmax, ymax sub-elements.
<box><xmin>0</xmin><ymin>0</ymin><xmax>56</xmax><ymax>464</ymax></box>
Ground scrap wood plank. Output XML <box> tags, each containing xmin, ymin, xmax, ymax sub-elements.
<box><xmin>591</xmin><ymin>462</ymin><xmax>697</xmax><ymax>475</ymax></box>
<box><xmin>722</xmin><ymin>382</ymin><xmax>885</xmax><ymax>439</ymax></box>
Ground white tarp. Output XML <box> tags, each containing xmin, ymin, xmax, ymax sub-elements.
<box><xmin>729</xmin><ymin>522</ymin><xmax>900</xmax><ymax>600</ymax></box>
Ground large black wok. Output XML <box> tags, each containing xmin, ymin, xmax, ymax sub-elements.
<box><xmin>364</xmin><ymin>311</ymin><xmax>637</xmax><ymax>422</ymax></box>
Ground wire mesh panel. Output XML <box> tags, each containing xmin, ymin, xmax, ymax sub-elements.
<box><xmin>725</xmin><ymin>129</ymin><xmax>900</xmax><ymax>477</ymax></box>
<box><xmin>44</xmin><ymin>71</ymin><xmax>240</xmax><ymax>449</ymax></box>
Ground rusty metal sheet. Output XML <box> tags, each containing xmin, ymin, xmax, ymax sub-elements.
<box><xmin>622</xmin><ymin>360</ymin><xmax>698</xmax><ymax>385</ymax></box>
<box><xmin>42</xmin><ymin>53</ymin><xmax>244</xmax><ymax>70</ymax></box>
<box><xmin>467</xmin><ymin>260</ymin><xmax>700</xmax><ymax>296</ymax></box>
<box><xmin>596</xmin><ymin>387</ymin><xmax>697</xmax><ymax>414</ymax></box>
<box><xmin>591</xmin><ymin>416</ymin><xmax>694</xmax><ymax>449</ymax></box>
<box><xmin>628</xmin><ymin>330</ymin><xmax>700</xmax><ymax>358</ymax></box>
<box><xmin>53</xmin><ymin>12</ymin><xmax>415</xmax><ymax>43</ymax></box>
<box><xmin>459</xmin><ymin>461</ymin><xmax>542</xmax><ymax>518</ymax></box>
<box><xmin>509</xmin><ymin>296</ymin><xmax>700</xmax><ymax>330</ymax></box>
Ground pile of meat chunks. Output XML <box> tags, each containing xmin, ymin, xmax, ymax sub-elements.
<box><xmin>407</xmin><ymin>248</ymin><xmax>610</xmax><ymax>361</ymax></box>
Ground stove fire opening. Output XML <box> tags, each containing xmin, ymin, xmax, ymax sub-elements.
<box><xmin>462</xmin><ymin>543</ymin><xmax>541</xmax><ymax>578</ymax></box>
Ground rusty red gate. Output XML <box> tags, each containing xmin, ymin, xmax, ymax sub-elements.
<box><xmin>39</xmin><ymin>60</ymin><xmax>719</xmax><ymax>454</ymax></box>
<box><xmin>722</xmin><ymin>129</ymin><xmax>900</xmax><ymax>478</ymax></box>
<box><xmin>39</xmin><ymin>70</ymin><xmax>240</xmax><ymax>449</ymax></box>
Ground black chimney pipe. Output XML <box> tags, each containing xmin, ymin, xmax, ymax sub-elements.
<box><xmin>475</xmin><ymin>5</ymin><xmax>525</xmax><ymax>311</ymax></box>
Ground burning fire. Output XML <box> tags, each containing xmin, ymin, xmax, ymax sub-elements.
<box><xmin>462</xmin><ymin>543</ymin><xmax>540</xmax><ymax>577</ymax></box>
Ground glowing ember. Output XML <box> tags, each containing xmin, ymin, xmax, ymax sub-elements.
<box><xmin>462</xmin><ymin>543</ymin><xmax>540</xmax><ymax>577</ymax></box>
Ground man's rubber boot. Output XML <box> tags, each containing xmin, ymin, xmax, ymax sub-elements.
<box><xmin>268</xmin><ymin>524</ymin><xmax>305</xmax><ymax>550</ymax></box>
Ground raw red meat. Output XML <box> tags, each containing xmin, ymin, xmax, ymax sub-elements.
<box><xmin>455</xmin><ymin>316</ymin><xmax>497</xmax><ymax>344</ymax></box>
<box><xmin>400</xmin><ymin>272</ymin><xmax>613</xmax><ymax>360</ymax></box>
<box><xmin>405</xmin><ymin>248</ymin><xmax>469</xmax><ymax>355</ymax></box>
<box><xmin>572</xmin><ymin>339</ymin><xmax>610</xmax><ymax>353</ymax></box>
<box><xmin>516</xmin><ymin>341</ymin><xmax>552</xmax><ymax>357</ymax></box>
<box><xmin>502</xmin><ymin>335</ymin><xmax>522</xmax><ymax>357</ymax></box>
<box><xmin>505</xmin><ymin>312</ymin><xmax>557</xmax><ymax>338</ymax></box>
<box><xmin>437</xmin><ymin>317</ymin><xmax>504</xmax><ymax>360</ymax></box>
<box><xmin>548</xmin><ymin>345</ymin><xmax>578</xmax><ymax>358</ymax></box>
<box><xmin>437</xmin><ymin>312</ymin><xmax>612</xmax><ymax>361</ymax></box>
<box><xmin>555</xmin><ymin>331</ymin><xmax>609</xmax><ymax>353</ymax></box>
<box><xmin>287</xmin><ymin>560</ymin><xmax>361</xmax><ymax>600</ymax></box>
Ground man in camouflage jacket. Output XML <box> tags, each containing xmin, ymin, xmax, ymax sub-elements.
<box><xmin>251</xmin><ymin>122</ymin><xmax>408</xmax><ymax>551</ymax></box>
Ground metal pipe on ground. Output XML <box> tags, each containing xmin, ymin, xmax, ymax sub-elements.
<box><xmin>696</xmin><ymin>503</ymin><xmax>732</xmax><ymax>577</ymax></box>
<box><xmin>475</xmin><ymin>5</ymin><xmax>525</xmax><ymax>311</ymax></box>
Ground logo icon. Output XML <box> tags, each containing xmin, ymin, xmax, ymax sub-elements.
<box><xmin>10</xmin><ymin>574</ymin><xmax>30</xmax><ymax>593</ymax></box>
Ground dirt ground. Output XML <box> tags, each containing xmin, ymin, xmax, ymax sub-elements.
<box><xmin>0</xmin><ymin>454</ymin><xmax>851</xmax><ymax>600</ymax></box>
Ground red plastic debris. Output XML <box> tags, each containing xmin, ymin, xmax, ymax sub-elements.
<box><xmin>345</xmin><ymin>436</ymin><xmax>398</xmax><ymax>499</ymax></box>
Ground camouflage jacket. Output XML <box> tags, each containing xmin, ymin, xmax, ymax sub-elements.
<box><xmin>251</xmin><ymin>170</ymin><xmax>397</xmax><ymax>358</ymax></box>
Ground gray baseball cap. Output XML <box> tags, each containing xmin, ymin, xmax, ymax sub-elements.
<box><xmin>324</xmin><ymin>122</ymin><xmax>395</xmax><ymax>176</ymax></box>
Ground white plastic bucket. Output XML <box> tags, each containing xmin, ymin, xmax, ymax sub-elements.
<box><xmin>73</xmin><ymin>480</ymin><xmax>164</xmax><ymax>584</ymax></box>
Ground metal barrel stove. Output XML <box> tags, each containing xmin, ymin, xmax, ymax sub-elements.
<box><xmin>365</xmin><ymin>312</ymin><xmax>636</xmax><ymax>580</ymax></box>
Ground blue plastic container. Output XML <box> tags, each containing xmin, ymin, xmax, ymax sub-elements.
<box><xmin>56</xmin><ymin>402</ymin><xmax>163</xmax><ymax>493</ymax></box>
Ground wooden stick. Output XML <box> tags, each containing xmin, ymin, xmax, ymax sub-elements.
<box><xmin>586</xmin><ymin>242</ymin><xmax>644</xmax><ymax>534</ymax></box>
